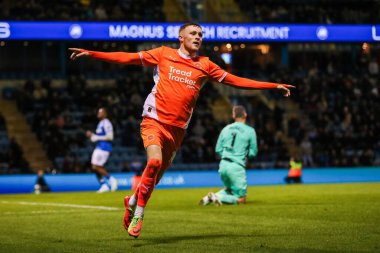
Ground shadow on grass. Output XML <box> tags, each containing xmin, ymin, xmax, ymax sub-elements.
<box><xmin>130</xmin><ymin>234</ymin><xmax>368</xmax><ymax>253</ymax></box>
<box><xmin>245</xmin><ymin>200</ymin><xmax>259</xmax><ymax>205</ymax></box>
<box><xmin>126</xmin><ymin>233</ymin><xmax>373</xmax><ymax>253</ymax></box>
<box><xmin>130</xmin><ymin>234</ymin><xmax>250</xmax><ymax>248</ymax></box>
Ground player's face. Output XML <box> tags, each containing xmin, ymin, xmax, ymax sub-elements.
<box><xmin>97</xmin><ymin>109</ymin><xmax>106</xmax><ymax>119</ymax></box>
<box><xmin>180</xmin><ymin>25</ymin><xmax>203</xmax><ymax>54</ymax></box>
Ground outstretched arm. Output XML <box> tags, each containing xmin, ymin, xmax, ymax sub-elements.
<box><xmin>86</xmin><ymin>130</ymin><xmax>114</xmax><ymax>142</ymax></box>
<box><xmin>222</xmin><ymin>73</ymin><xmax>295</xmax><ymax>97</ymax></box>
<box><xmin>68</xmin><ymin>48</ymin><xmax>142</xmax><ymax>65</ymax></box>
<box><xmin>90</xmin><ymin>132</ymin><xmax>114</xmax><ymax>142</ymax></box>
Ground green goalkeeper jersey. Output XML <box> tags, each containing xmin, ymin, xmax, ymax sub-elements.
<box><xmin>215</xmin><ymin>122</ymin><xmax>258</xmax><ymax>167</ymax></box>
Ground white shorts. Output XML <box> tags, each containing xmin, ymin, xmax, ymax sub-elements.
<box><xmin>91</xmin><ymin>149</ymin><xmax>110</xmax><ymax>167</ymax></box>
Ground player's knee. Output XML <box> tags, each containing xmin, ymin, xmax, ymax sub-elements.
<box><xmin>91</xmin><ymin>164</ymin><xmax>98</xmax><ymax>171</ymax></box>
<box><xmin>146</xmin><ymin>158</ymin><xmax>162</xmax><ymax>177</ymax></box>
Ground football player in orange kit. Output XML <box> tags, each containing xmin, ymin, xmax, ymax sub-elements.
<box><xmin>69</xmin><ymin>23</ymin><xmax>295</xmax><ymax>238</ymax></box>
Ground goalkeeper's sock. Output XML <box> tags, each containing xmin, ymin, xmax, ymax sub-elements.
<box><xmin>134</xmin><ymin>205</ymin><xmax>144</xmax><ymax>217</ymax></box>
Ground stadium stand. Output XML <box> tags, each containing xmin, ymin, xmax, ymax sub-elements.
<box><xmin>0</xmin><ymin>1</ymin><xmax>379</xmax><ymax>174</ymax></box>
<box><xmin>227</xmin><ymin>43</ymin><xmax>380</xmax><ymax>167</ymax></box>
<box><xmin>234</xmin><ymin>0</ymin><xmax>379</xmax><ymax>24</ymax></box>
<box><xmin>0</xmin><ymin>113</ymin><xmax>30</xmax><ymax>174</ymax></box>
<box><xmin>286</xmin><ymin>57</ymin><xmax>380</xmax><ymax>167</ymax></box>
<box><xmin>2</xmin><ymin>0</ymin><xmax>166</xmax><ymax>22</ymax></box>
<box><xmin>1</xmin><ymin>41</ymin><xmax>380</xmax><ymax>172</ymax></box>
<box><xmin>2</xmin><ymin>0</ymin><xmax>378</xmax><ymax>24</ymax></box>
<box><xmin>10</xmin><ymin>71</ymin><xmax>233</xmax><ymax>172</ymax></box>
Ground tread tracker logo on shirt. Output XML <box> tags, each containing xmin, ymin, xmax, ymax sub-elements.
<box><xmin>168</xmin><ymin>66</ymin><xmax>196</xmax><ymax>89</ymax></box>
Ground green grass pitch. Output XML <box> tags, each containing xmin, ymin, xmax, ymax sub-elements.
<box><xmin>1</xmin><ymin>183</ymin><xmax>379</xmax><ymax>253</ymax></box>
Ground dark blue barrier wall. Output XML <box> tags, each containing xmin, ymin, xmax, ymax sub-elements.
<box><xmin>1</xmin><ymin>168</ymin><xmax>380</xmax><ymax>194</ymax></box>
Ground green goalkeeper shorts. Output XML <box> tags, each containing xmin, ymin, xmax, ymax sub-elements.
<box><xmin>218</xmin><ymin>160</ymin><xmax>247</xmax><ymax>198</ymax></box>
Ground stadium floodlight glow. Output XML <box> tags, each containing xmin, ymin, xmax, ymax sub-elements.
<box><xmin>0</xmin><ymin>21</ymin><xmax>380</xmax><ymax>42</ymax></box>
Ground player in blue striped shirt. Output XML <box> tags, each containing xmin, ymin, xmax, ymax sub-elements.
<box><xmin>87</xmin><ymin>107</ymin><xmax>118</xmax><ymax>193</ymax></box>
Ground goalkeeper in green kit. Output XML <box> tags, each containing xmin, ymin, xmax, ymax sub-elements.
<box><xmin>200</xmin><ymin>105</ymin><xmax>257</xmax><ymax>205</ymax></box>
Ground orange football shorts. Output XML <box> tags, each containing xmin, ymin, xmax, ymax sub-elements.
<box><xmin>140</xmin><ymin>117</ymin><xmax>185</xmax><ymax>173</ymax></box>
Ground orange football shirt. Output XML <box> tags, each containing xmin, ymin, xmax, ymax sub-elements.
<box><xmin>138</xmin><ymin>46</ymin><xmax>227</xmax><ymax>129</ymax></box>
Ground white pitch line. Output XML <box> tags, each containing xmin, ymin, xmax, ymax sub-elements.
<box><xmin>4</xmin><ymin>209</ymin><xmax>81</xmax><ymax>215</ymax></box>
<box><xmin>0</xmin><ymin>201</ymin><xmax>121</xmax><ymax>211</ymax></box>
